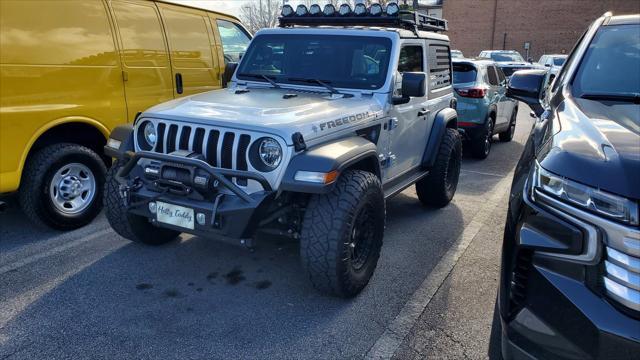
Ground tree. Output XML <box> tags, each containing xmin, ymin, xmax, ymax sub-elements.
<box><xmin>240</xmin><ymin>0</ymin><xmax>281</xmax><ymax>34</ymax></box>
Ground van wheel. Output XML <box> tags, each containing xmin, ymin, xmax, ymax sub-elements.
<box><xmin>104</xmin><ymin>162</ymin><xmax>180</xmax><ymax>245</ymax></box>
<box><xmin>300</xmin><ymin>170</ymin><xmax>385</xmax><ymax>297</ymax></box>
<box><xmin>19</xmin><ymin>143</ymin><xmax>106</xmax><ymax>230</ymax></box>
<box><xmin>470</xmin><ymin>117</ymin><xmax>494</xmax><ymax>159</ymax></box>
<box><xmin>416</xmin><ymin>128</ymin><xmax>462</xmax><ymax>208</ymax></box>
<box><xmin>499</xmin><ymin>107</ymin><xmax>517</xmax><ymax>142</ymax></box>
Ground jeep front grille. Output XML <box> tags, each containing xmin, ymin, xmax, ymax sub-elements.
<box><xmin>150</xmin><ymin>122</ymin><xmax>251</xmax><ymax>172</ymax></box>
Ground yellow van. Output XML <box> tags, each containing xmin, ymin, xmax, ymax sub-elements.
<box><xmin>0</xmin><ymin>0</ymin><xmax>251</xmax><ymax>229</ymax></box>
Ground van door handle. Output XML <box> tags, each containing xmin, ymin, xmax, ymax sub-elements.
<box><xmin>175</xmin><ymin>73</ymin><xmax>183</xmax><ymax>94</ymax></box>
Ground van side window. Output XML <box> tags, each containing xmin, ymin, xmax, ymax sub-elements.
<box><xmin>486</xmin><ymin>66</ymin><xmax>499</xmax><ymax>85</ymax></box>
<box><xmin>428</xmin><ymin>44</ymin><xmax>451</xmax><ymax>92</ymax></box>
<box><xmin>111</xmin><ymin>1</ymin><xmax>169</xmax><ymax>68</ymax></box>
<box><xmin>216</xmin><ymin>20</ymin><xmax>251</xmax><ymax>63</ymax></box>
<box><xmin>0</xmin><ymin>0</ymin><xmax>115</xmax><ymax>65</ymax></box>
<box><xmin>398</xmin><ymin>46</ymin><xmax>424</xmax><ymax>73</ymax></box>
<box><xmin>162</xmin><ymin>9</ymin><xmax>213</xmax><ymax>69</ymax></box>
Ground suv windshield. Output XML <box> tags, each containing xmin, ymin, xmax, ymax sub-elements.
<box><xmin>489</xmin><ymin>52</ymin><xmax>524</xmax><ymax>62</ymax></box>
<box><xmin>236</xmin><ymin>34</ymin><xmax>392</xmax><ymax>90</ymax></box>
<box><xmin>572</xmin><ymin>24</ymin><xmax>640</xmax><ymax>99</ymax></box>
<box><xmin>452</xmin><ymin>63</ymin><xmax>477</xmax><ymax>84</ymax></box>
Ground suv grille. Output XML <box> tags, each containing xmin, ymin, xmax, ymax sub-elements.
<box><xmin>604</xmin><ymin>245</ymin><xmax>640</xmax><ymax>312</ymax></box>
<box><xmin>149</xmin><ymin>121</ymin><xmax>253</xmax><ymax>172</ymax></box>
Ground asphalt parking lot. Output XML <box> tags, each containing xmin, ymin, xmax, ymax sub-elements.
<box><xmin>0</xmin><ymin>105</ymin><xmax>532</xmax><ymax>360</ymax></box>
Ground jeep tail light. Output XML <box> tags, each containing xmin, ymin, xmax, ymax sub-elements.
<box><xmin>455</xmin><ymin>88</ymin><xmax>486</xmax><ymax>98</ymax></box>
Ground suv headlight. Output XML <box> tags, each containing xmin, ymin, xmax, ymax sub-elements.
<box><xmin>532</xmin><ymin>161</ymin><xmax>638</xmax><ymax>225</ymax></box>
<box><xmin>250</xmin><ymin>137</ymin><xmax>282</xmax><ymax>172</ymax></box>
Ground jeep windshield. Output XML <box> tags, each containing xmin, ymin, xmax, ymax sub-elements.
<box><xmin>572</xmin><ymin>24</ymin><xmax>640</xmax><ymax>103</ymax></box>
<box><xmin>236</xmin><ymin>34</ymin><xmax>392</xmax><ymax>90</ymax></box>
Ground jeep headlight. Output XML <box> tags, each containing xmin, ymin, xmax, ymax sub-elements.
<box><xmin>143</xmin><ymin>122</ymin><xmax>157</xmax><ymax>147</ymax></box>
<box><xmin>250</xmin><ymin>137</ymin><xmax>282</xmax><ymax>172</ymax></box>
<box><xmin>532</xmin><ymin>161</ymin><xmax>638</xmax><ymax>225</ymax></box>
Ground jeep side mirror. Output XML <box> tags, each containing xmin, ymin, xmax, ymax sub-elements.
<box><xmin>506</xmin><ymin>69</ymin><xmax>547</xmax><ymax>116</ymax></box>
<box><xmin>392</xmin><ymin>72</ymin><xmax>426</xmax><ymax>105</ymax></box>
<box><xmin>222</xmin><ymin>62</ymin><xmax>238</xmax><ymax>88</ymax></box>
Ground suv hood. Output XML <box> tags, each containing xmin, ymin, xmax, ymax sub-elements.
<box><xmin>142</xmin><ymin>87</ymin><xmax>385</xmax><ymax>146</ymax></box>
<box><xmin>540</xmin><ymin>97</ymin><xmax>640</xmax><ymax>199</ymax></box>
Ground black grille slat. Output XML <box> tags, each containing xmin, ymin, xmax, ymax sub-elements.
<box><xmin>155</xmin><ymin>123</ymin><xmax>166</xmax><ymax>153</ymax></box>
<box><xmin>206</xmin><ymin>130</ymin><xmax>220</xmax><ymax>167</ymax></box>
<box><xmin>166</xmin><ymin>124</ymin><xmax>178</xmax><ymax>153</ymax></box>
<box><xmin>221</xmin><ymin>133</ymin><xmax>235</xmax><ymax>169</ymax></box>
<box><xmin>237</xmin><ymin>135</ymin><xmax>251</xmax><ymax>171</ymax></box>
<box><xmin>179</xmin><ymin>126</ymin><xmax>191</xmax><ymax>150</ymax></box>
<box><xmin>193</xmin><ymin>128</ymin><xmax>205</xmax><ymax>154</ymax></box>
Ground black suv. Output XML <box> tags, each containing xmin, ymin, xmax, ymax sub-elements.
<box><xmin>499</xmin><ymin>13</ymin><xmax>640</xmax><ymax>359</ymax></box>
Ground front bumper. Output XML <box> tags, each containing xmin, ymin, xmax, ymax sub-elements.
<box><xmin>113</xmin><ymin>150</ymin><xmax>275</xmax><ymax>240</ymax></box>
<box><xmin>501</xmin><ymin>189</ymin><xmax>640</xmax><ymax>359</ymax></box>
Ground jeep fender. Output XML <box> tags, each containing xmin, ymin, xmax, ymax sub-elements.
<box><xmin>281</xmin><ymin>136</ymin><xmax>380</xmax><ymax>194</ymax></box>
<box><xmin>104</xmin><ymin>124</ymin><xmax>135</xmax><ymax>160</ymax></box>
<box><xmin>421</xmin><ymin>108</ymin><xmax>457</xmax><ymax>169</ymax></box>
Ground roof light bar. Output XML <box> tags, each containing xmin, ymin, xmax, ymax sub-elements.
<box><xmin>278</xmin><ymin>3</ymin><xmax>448</xmax><ymax>33</ymax></box>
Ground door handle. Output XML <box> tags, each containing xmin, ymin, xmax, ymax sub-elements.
<box><xmin>175</xmin><ymin>73</ymin><xmax>183</xmax><ymax>94</ymax></box>
<box><xmin>418</xmin><ymin>108</ymin><xmax>430</xmax><ymax>117</ymax></box>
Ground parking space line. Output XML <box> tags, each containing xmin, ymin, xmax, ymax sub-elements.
<box><xmin>366</xmin><ymin>173</ymin><xmax>513</xmax><ymax>359</ymax></box>
<box><xmin>0</xmin><ymin>228</ymin><xmax>112</xmax><ymax>275</ymax></box>
<box><xmin>461</xmin><ymin>169</ymin><xmax>506</xmax><ymax>178</ymax></box>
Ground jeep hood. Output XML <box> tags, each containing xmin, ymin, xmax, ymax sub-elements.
<box><xmin>142</xmin><ymin>88</ymin><xmax>385</xmax><ymax>146</ymax></box>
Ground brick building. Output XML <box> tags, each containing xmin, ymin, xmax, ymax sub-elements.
<box><xmin>439</xmin><ymin>0</ymin><xmax>640</xmax><ymax>60</ymax></box>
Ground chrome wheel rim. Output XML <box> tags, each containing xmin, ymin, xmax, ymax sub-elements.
<box><xmin>49</xmin><ymin>163</ymin><xmax>96</xmax><ymax>215</ymax></box>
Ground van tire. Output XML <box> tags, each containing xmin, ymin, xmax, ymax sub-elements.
<box><xmin>416</xmin><ymin>129</ymin><xmax>462</xmax><ymax>208</ymax></box>
<box><xmin>300</xmin><ymin>170</ymin><xmax>385</xmax><ymax>298</ymax></box>
<box><xmin>19</xmin><ymin>143</ymin><xmax>106</xmax><ymax>230</ymax></box>
<box><xmin>104</xmin><ymin>162</ymin><xmax>180</xmax><ymax>245</ymax></box>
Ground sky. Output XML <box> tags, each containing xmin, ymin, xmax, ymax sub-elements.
<box><xmin>165</xmin><ymin>0</ymin><xmax>315</xmax><ymax>17</ymax></box>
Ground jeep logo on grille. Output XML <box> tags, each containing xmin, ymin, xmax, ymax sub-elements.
<box><xmin>317</xmin><ymin>111</ymin><xmax>371</xmax><ymax>132</ymax></box>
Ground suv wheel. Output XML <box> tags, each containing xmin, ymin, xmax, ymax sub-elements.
<box><xmin>416</xmin><ymin>128</ymin><xmax>462</xmax><ymax>207</ymax></box>
<box><xmin>104</xmin><ymin>161</ymin><xmax>180</xmax><ymax>245</ymax></box>
<box><xmin>19</xmin><ymin>143</ymin><xmax>106</xmax><ymax>230</ymax></box>
<box><xmin>499</xmin><ymin>107</ymin><xmax>518</xmax><ymax>142</ymax></box>
<box><xmin>470</xmin><ymin>116</ymin><xmax>494</xmax><ymax>159</ymax></box>
<box><xmin>300</xmin><ymin>170</ymin><xmax>385</xmax><ymax>297</ymax></box>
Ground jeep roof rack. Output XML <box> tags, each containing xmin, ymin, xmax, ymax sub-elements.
<box><xmin>278</xmin><ymin>3</ymin><xmax>448</xmax><ymax>34</ymax></box>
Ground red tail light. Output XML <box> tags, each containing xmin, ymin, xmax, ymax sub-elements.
<box><xmin>455</xmin><ymin>88</ymin><xmax>487</xmax><ymax>98</ymax></box>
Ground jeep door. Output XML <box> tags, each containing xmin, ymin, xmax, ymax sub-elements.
<box><xmin>384</xmin><ymin>42</ymin><xmax>431</xmax><ymax>181</ymax></box>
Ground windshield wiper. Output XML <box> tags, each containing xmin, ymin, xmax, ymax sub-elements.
<box><xmin>238</xmin><ymin>73</ymin><xmax>281</xmax><ymax>89</ymax></box>
<box><xmin>580</xmin><ymin>93</ymin><xmax>640</xmax><ymax>104</ymax></box>
<box><xmin>287</xmin><ymin>77</ymin><xmax>351</xmax><ymax>97</ymax></box>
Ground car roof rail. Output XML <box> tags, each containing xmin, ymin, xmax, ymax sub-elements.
<box><xmin>278</xmin><ymin>3</ymin><xmax>448</xmax><ymax>34</ymax></box>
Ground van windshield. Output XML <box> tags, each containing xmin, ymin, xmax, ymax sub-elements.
<box><xmin>236</xmin><ymin>34</ymin><xmax>392</xmax><ymax>90</ymax></box>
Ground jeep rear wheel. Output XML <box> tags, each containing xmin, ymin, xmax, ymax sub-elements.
<box><xmin>416</xmin><ymin>128</ymin><xmax>462</xmax><ymax>208</ymax></box>
<box><xmin>19</xmin><ymin>143</ymin><xmax>106</xmax><ymax>230</ymax></box>
<box><xmin>104</xmin><ymin>161</ymin><xmax>180</xmax><ymax>245</ymax></box>
<box><xmin>300</xmin><ymin>170</ymin><xmax>385</xmax><ymax>297</ymax></box>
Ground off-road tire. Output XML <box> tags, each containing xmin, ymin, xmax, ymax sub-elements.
<box><xmin>499</xmin><ymin>107</ymin><xmax>518</xmax><ymax>142</ymax></box>
<box><xmin>300</xmin><ymin>170</ymin><xmax>385</xmax><ymax>298</ymax></box>
<box><xmin>19</xmin><ymin>143</ymin><xmax>106</xmax><ymax>230</ymax></box>
<box><xmin>470</xmin><ymin>117</ymin><xmax>494</xmax><ymax>159</ymax></box>
<box><xmin>104</xmin><ymin>161</ymin><xmax>180</xmax><ymax>245</ymax></box>
<box><xmin>416</xmin><ymin>128</ymin><xmax>462</xmax><ymax>208</ymax></box>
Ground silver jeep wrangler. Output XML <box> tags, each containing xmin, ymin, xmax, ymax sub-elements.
<box><xmin>103</xmin><ymin>3</ymin><xmax>461</xmax><ymax>297</ymax></box>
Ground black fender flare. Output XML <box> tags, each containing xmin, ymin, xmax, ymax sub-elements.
<box><xmin>104</xmin><ymin>124</ymin><xmax>134</xmax><ymax>160</ymax></box>
<box><xmin>281</xmin><ymin>136</ymin><xmax>380</xmax><ymax>194</ymax></box>
<box><xmin>421</xmin><ymin>108</ymin><xmax>457</xmax><ymax>169</ymax></box>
